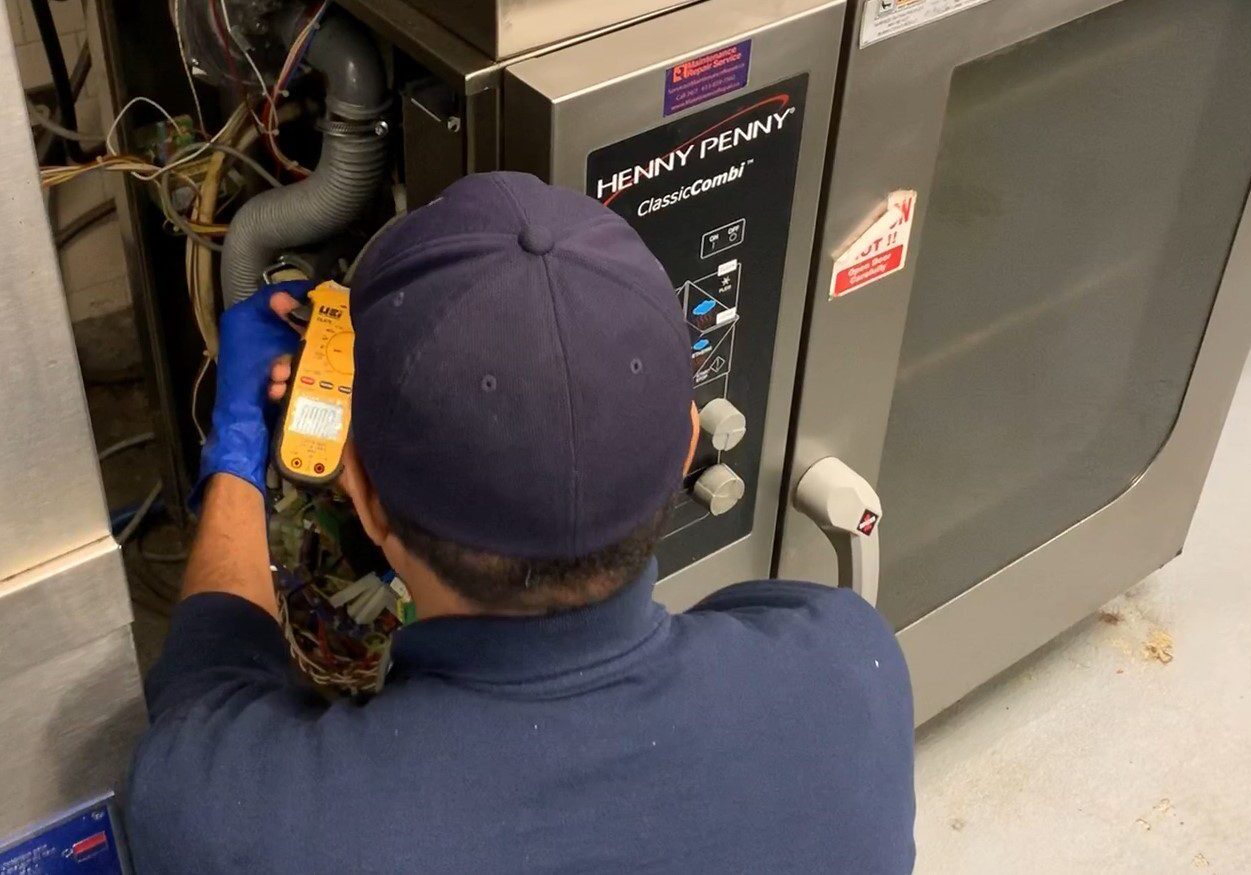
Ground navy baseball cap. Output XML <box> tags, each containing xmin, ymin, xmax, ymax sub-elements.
<box><xmin>350</xmin><ymin>172</ymin><xmax>693</xmax><ymax>559</ymax></box>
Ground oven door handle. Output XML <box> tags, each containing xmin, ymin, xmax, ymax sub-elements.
<box><xmin>794</xmin><ymin>457</ymin><xmax>882</xmax><ymax>606</ymax></box>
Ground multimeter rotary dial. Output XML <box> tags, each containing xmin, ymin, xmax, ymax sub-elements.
<box><xmin>324</xmin><ymin>332</ymin><xmax>353</xmax><ymax>374</ymax></box>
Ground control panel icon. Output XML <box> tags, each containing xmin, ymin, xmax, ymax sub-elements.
<box><xmin>701</xmin><ymin>218</ymin><xmax>747</xmax><ymax>259</ymax></box>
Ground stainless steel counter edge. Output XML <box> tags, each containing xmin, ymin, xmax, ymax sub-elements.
<box><xmin>0</xmin><ymin>538</ymin><xmax>135</xmax><ymax>680</ymax></box>
<box><xmin>412</xmin><ymin>0</ymin><xmax>699</xmax><ymax>61</ymax></box>
<box><xmin>337</xmin><ymin>0</ymin><xmax>742</xmax><ymax>93</ymax></box>
<box><xmin>0</xmin><ymin>8</ymin><xmax>113</xmax><ymax>579</ymax></box>
<box><xmin>0</xmin><ymin>626</ymin><xmax>147</xmax><ymax>839</ymax></box>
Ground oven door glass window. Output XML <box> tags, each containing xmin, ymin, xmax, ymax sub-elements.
<box><xmin>875</xmin><ymin>0</ymin><xmax>1251</xmax><ymax>629</ymax></box>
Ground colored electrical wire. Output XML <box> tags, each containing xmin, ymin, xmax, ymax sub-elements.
<box><xmin>207</xmin><ymin>0</ymin><xmax>251</xmax><ymax>115</ymax></box>
<box><xmin>36</xmin><ymin>40</ymin><xmax>92</xmax><ymax>165</ymax></box>
<box><xmin>116</xmin><ymin>482</ymin><xmax>163</xmax><ymax>546</ymax></box>
<box><xmin>172</xmin><ymin>0</ymin><xmax>207</xmax><ymax>132</ymax></box>
<box><xmin>98</xmin><ymin>431</ymin><xmax>155</xmax><ymax>462</ymax></box>
<box><xmin>157</xmin><ymin>171</ymin><xmax>225</xmax><ymax>251</ymax></box>
<box><xmin>262</xmin><ymin>1</ymin><xmax>329</xmax><ymax>178</ymax></box>
<box><xmin>27</xmin><ymin>101</ymin><xmax>103</xmax><ymax>143</ymax></box>
<box><xmin>40</xmin><ymin>154</ymin><xmax>163</xmax><ymax>187</ymax></box>
<box><xmin>220</xmin><ymin>0</ymin><xmax>279</xmax><ymax>128</ymax></box>
<box><xmin>153</xmin><ymin>140</ymin><xmax>281</xmax><ymax>251</ymax></box>
<box><xmin>29</xmin><ymin>0</ymin><xmax>88</xmax><ymax>162</ymax></box>
<box><xmin>54</xmin><ymin>201</ymin><xmax>116</xmax><ymax>249</ymax></box>
<box><xmin>275</xmin><ymin>2</ymin><xmax>329</xmax><ymax>93</ymax></box>
<box><xmin>41</xmin><ymin>93</ymin><xmax>227</xmax><ymax>188</ymax></box>
<box><xmin>191</xmin><ymin>355</ymin><xmax>213</xmax><ymax>442</ymax></box>
<box><xmin>201</xmin><ymin>142</ymin><xmax>284</xmax><ymax>188</ymax></box>
<box><xmin>102</xmin><ymin>96</ymin><xmax>184</xmax><ymax>160</ymax></box>
<box><xmin>188</xmin><ymin>154</ymin><xmax>225</xmax><ymax>357</ymax></box>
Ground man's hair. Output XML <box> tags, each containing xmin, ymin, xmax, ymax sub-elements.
<box><xmin>387</xmin><ymin>507</ymin><xmax>667</xmax><ymax>612</ymax></box>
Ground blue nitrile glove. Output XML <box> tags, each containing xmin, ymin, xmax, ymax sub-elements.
<box><xmin>192</xmin><ymin>280</ymin><xmax>315</xmax><ymax>511</ymax></box>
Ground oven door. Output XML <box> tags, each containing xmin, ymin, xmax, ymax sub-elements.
<box><xmin>777</xmin><ymin>0</ymin><xmax>1251</xmax><ymax>723</ymax></box>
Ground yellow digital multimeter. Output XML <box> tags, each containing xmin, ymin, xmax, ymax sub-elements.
<box><xmin>273</xmin><ymin>281</ymin><xmax>354</xmax><ymax>487</ymax></box>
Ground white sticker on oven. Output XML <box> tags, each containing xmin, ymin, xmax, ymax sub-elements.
<box><xmin>861</xmin><ymin>0</ymin><xmax>996</xmax><ymax>48</ymax></box>
<box><xmin>830</xmin><ymin>190</ymin><xmax>916</xmax><ymax>299</ymax></box>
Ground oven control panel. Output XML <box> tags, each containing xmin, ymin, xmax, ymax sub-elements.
<box><xmin>587</xmin><ymin>74</ymin><xmax>810</xmax><ymax>575</ymax></box>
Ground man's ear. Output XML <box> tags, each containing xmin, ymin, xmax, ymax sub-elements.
<box><xmin>339</xmin><ymin>439</ymin><xmax>391</xmax><ymax>547</ymax></box>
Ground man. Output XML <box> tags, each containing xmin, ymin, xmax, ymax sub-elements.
<box><xmin>126</xmin><ymin>172</ymin><xmax>915</xmax><ymax>873</ymax></box>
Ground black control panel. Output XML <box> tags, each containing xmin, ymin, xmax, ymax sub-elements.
<box><xmin>586</xmin><ymin>75</ymin><xmax>809</xmax><ymax>576</ymax></box>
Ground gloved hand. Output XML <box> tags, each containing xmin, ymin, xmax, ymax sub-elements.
<box><xmin>192</xmin><ymin>280</ymin><xmax>315</xmax><ymax>510</ymax></box>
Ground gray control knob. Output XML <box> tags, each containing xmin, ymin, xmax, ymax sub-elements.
<box><xmin>699</xmin><ymin>398</ymin><xmax>748</xmax><ymax>451</ymax></box>
<box><xmin>694</xmin><ymin>464</ymin><xmax>746</xmax><ymax>516</ymax></box>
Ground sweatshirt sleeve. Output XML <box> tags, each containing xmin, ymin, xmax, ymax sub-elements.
<box><xmin>125</xmin><ymin>593</ymin><xmax>327</xmax><ymax>873</ymax></box>
<box><xmin>142</xmin><ymin>593</ymin><xmax>292</xmax><ymax>718</ymax></box>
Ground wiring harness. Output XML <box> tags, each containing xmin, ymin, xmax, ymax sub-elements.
<box><xmin>269</xmin><ymin>489</ymin><xmax>413</xmax><ymax>695</ymax></box>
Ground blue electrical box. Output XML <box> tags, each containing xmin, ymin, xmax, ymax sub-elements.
<box><xmin>0</xmin><ymin>795</ymin><xmax>128</xmax><ymax>874</ymax></box>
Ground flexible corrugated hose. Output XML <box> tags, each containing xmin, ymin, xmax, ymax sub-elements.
<box><xmin>221</xmin><ymin>12</ymin><xmax>389</xmax><ymax>307</ymax></box>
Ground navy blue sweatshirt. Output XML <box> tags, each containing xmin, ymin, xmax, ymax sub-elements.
<box><xmin>126</xmin><ymin>562</ymin><xmax>915</xmax><ymax>873</ymax></box>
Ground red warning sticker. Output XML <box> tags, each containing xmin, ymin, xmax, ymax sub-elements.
<box><xmin>830</xmin><ymin>190</ymin><xmax>917</xmax><ymax>299</ymax></box>
<box><xmin>857</xmin><ymin>510</ymin><xmax>880</xmax><ymax>537</ymax></box>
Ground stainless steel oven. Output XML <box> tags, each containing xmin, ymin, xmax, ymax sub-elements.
<box><xmin>778</xmin><ymin>0</ymin><xmax>1251</xmax><ymax>722</ymax></box>
<box><xmin>501</xmin><ymin>0</ymin><xmax>845</xmax><ymax>610</ymax></box>
<box><xmin>90</xmin><ymin>0</ymin><xmax>1251</xmax><ymax>730</ymax></box>
<box><xmin>102</xmin><ymin>0</ymin><xmax>848</xmax><ymax>608</ymax></box>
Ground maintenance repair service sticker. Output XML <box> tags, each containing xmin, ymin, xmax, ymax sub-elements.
<box><xmin>861</xmin><ymin>0</ymin><xmax>996</xmax><ymax>47</ymax></box>
<box><xmin>830</xmin><ymin>190</ymin><xmax>917</xmax><ymax>298</ymax></box>
<box><xmin>664</xmin><ymin>40</ymin><xmax>752</xmax><ymax>116</ymax></box>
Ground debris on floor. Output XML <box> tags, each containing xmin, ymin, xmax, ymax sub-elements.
<box><xmin>1133</xmin><ymin>799</ymin><xmax>1176</xmax><ymax>834</ymax></box>
<box><xmin>1143</xmin><ymin>630</ymin><xmax>1175</xmax><ymax>665</ymax></box>
<box><xmin>913</xmin><ymin>363</ymin><xmax>1251</xmax><ymax>874</ymax></box>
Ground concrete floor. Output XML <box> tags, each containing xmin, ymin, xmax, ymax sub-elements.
<box><xmin>914</xmin><ymin>360</ymin><xmax>1251</xmax><ymax>874</ymax></box>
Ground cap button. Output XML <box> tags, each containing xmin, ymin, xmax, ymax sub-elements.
<box><xmin>519</xmin><ymin>224</ymin><xmax>555</xmax><ymax>256</ymax></box>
